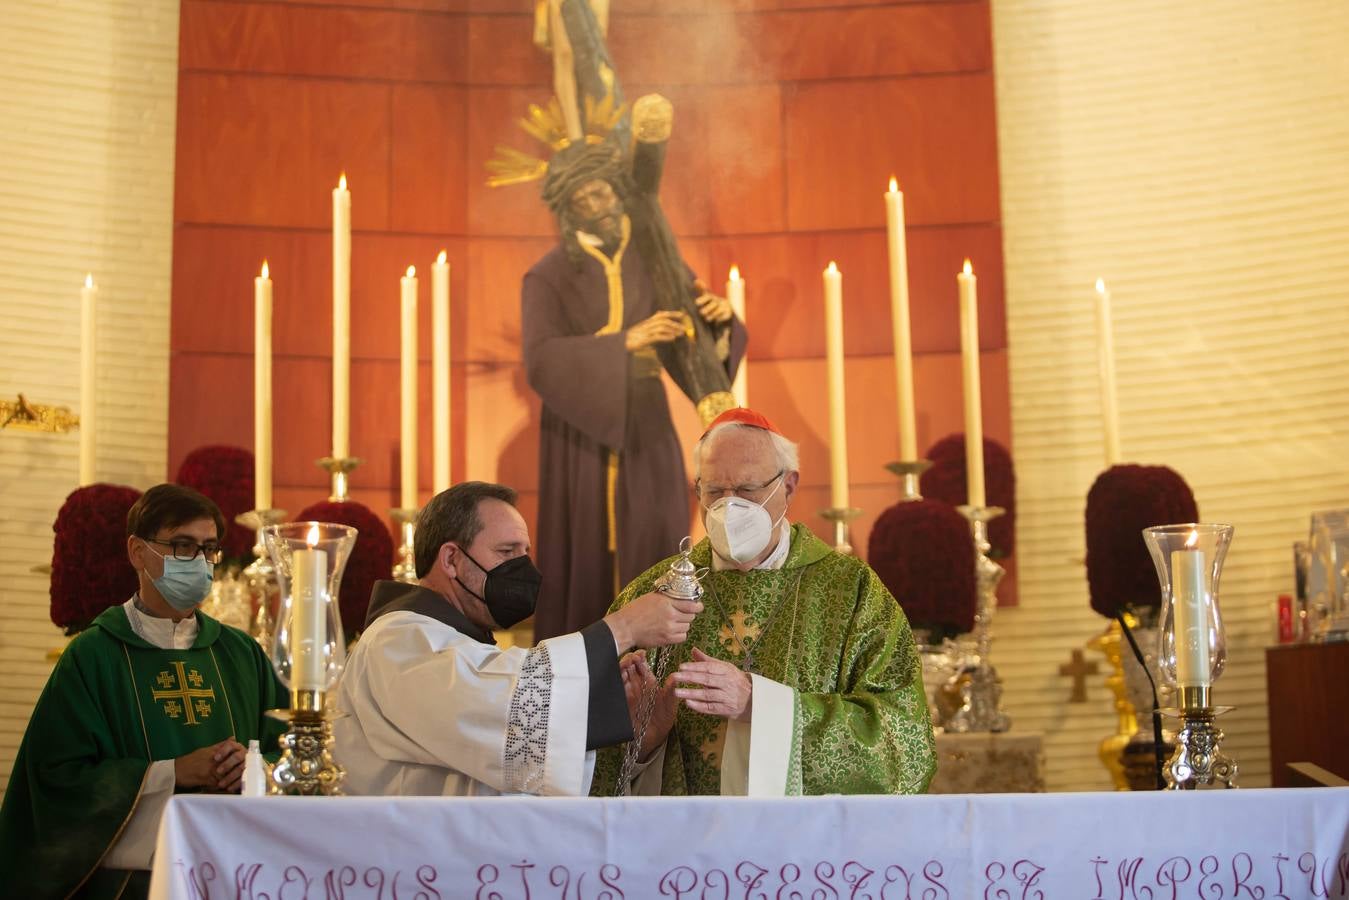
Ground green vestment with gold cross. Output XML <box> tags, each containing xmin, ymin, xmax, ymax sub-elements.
<box><xmin>0</xmin><ymin>606</ymin><xmax>286</xmax><ymax>900</ymax></box>
<box><xmin>591</xmin><ymin>524</ymin><xmax>937</xmax><ymax>796</ymax></box>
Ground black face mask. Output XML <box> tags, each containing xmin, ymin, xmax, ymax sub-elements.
<box><xmin>456</xmin><ymin>549</ymin><xmax>542</xmax><ymax>629</ymax></box>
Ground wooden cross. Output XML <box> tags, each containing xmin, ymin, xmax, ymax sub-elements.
<box><xmin>1058</xmin><ymin>649</ymin><xmax>1100</xmax><ymax>703</ymax></box>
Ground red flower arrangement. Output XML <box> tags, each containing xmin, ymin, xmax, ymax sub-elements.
<box><xmin>867</xmin><ymin>499</ymin><xmax>976</xmax><ymax>639</ymax></box>
<box><xmin>295</xmin><ymin>500</ymin><xmax>394</xmax><ymax>639</ymax></box>
<box><xmin>175</xmin><ymin>445</ymin><xmax>256</xmax><ymax>565</ymax></box>
<box><xmin>919</xmin><ymin>433</ymin><xmax>1017</xmax><ymax>557</ymax></box>
<box><xmin>1085</xmin><ymin>464</ymin><xmax>1199</xmax><ymax>619</ymax></box>
<box><xmin>50</xmin><ymin>483</ymin><xmax>143</xmax><ymax>635</ymax></box>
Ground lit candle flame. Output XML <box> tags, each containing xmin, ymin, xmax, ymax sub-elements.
<box><xmin>729</xmin><ymin>265</ymin><xmax>741</xmax><ymax>282</ymax></box>
<box><xmin>962</xmin><ymin>259</ymin><xmax>973</xmax><ymax>275</ymax></box>
<box><xmin>826</xmin><ymin>261</ymin><xmax>839</xmax><ymax>274</ymax></box>
<box><xmin>84</xmin><ymin>273</ymin><xmax>94</xmax><ymax>289</ymax></box>
<box><xmin>406</xmin><ymin>265</ymin><xmax>416</xmax><ymax>278</ymax></box>
<box><xmin>1096</xmin><ymin>278</ymin><xmax>1106</xmax><ymax>294</ymax></box>
<box><xmin>306</xmin><ymin>523</ymin><xmax>320</xmax><ymax>547</ymax></box>
<box><xmin>436</xmin><ymin>249</ymin><xmax>447</xmax><ymax>265</ymax></box>
<box><xmin>1185</xmin><ymin>529</ymin><xmax>1199</xmax><ymax>549</ymax></box>
<box><xmin>888</xmin><ymin>176</ymin><xmax>898</xmax><ymax>193</ymax></box>
<box><xmin>260</xmin><ymin>260</ymin><xmax>269</xmax><ymax>279</ymax></box>
<box><xmin>338</xmin><ymin>172</ymin><xmax>347</xmax><ymax>190</ymax></box>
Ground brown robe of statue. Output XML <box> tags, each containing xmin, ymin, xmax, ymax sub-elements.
<box><xmin>523</xmin><ymin>245</ymin><xmax>745</xmax><ymax>640</ymax></box>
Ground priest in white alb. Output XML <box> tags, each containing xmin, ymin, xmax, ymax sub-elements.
<box><xmin>333</xmin><ymin>481</ymin><xmax>701</xmax><ymax>796</ymax></box>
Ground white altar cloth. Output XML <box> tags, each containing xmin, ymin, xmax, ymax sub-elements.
<box><xmin>150</xmin><ymin>788</ymin><xmax>1349</xmax><ymax>899</ymax></box>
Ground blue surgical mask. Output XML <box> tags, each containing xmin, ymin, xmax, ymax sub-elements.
<box><xmin>145</xmin><ymin>545</ymin><xmax>214</xmax><ymax>612</ymax></box>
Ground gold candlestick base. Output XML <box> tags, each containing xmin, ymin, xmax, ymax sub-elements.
<box><xmin>1162</xmin><ymin>690</ymin><xmax>1237</xmax><ymax>790</ymax></box>
<box><xmin>316</xmin><ymin>456</ymin><xmax>363</xmax><ymax>502</ymax></box>
<box><xmin>883</xmin><ymin>459</ymin><xmax>932</xmax><ymax>502</ymax></box>
<box><xmin>390</xmin><ymin>507</ymin><xmax>419</xmax><ymax>584</ymax></box>
<box><xmin>819</xmin><ymin>506</ymin><xmax>863</xmax><ymax>555</ymax></box>
<box><xmin>267</xmin><ymin>689</ymin><xmax>345</xmax><ymax>796</ymax></box>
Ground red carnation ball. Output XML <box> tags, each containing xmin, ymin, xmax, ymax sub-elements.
<box><xmin>867</xmin><ymin>499</ymin><xmax>976</xmax><ymax>639</ymax></box>
<box><xmin>295</xmin><ymin>500</ymin><xmax>394</xmax><ymax>639</ymax></box>
<box><xmin>1085</xmin><ymin>464</ymin><xmax>1199</xmax><ymax>619</ymax></box>
<box><xmin>50</xmin><ymin>483</ymin><xmax>143</xmax><ymax>634</ymax></box>
<box><xmin>920</xmin><ymin>433</ymin><xmax>1016</xmax><ymax>557</ymax></box>
<box><xmin>176</xmin><ymin>445</ymin><xmax>255</xmax><ymax>565</ymax></box>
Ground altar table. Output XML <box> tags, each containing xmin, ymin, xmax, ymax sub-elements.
<box><xmin>150</xmin><ymin>788</ymin><xmax>1349</xmax><ymax>899</ymax></box>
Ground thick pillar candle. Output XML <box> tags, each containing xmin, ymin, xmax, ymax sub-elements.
<box><xmin>400</xmin><ymin>266</ymin><xmax>419</xmax><ymax>510</ymax></box>
<box><xmin>291</xmin><ymin>526</ymin><xmax>328</xmax><ymax>691</ymax></box>
<box><xmin>78</xmin><ymin>274</ymin><xmax>97</xmax><ymax>486</ymax></box>
<box><xmin>823</xmin><ymin>262</ymin><xmax>850</xmax><ymax>509</ymax></box>
<box><xmin>254</xmin><ymin>262</ymin><xmax>273</xmax><ymax>511</ymax></box>
<box><xmin>332</xmin><ymin>173</ymin><xmax>352</xmax><ymax>459</ymax></box>
<box><xmin>1171</xmin><ymin>533</ymin><xmax>1211</xmax><ymax>687</ymax></box>
<box><xmin>1095</xmin><ymin>278</ymin><xmax>1122</xmax><ymax>466</ymax></box>
<box><xmin>432</xmin><ymin>251</ymin><xmax>451</xmax><ymax>493</ymax></box>
<box><xmin>957</xmin><ymin>260</ymin><xmax>986</xmax><ymax>507</ymax></box>
<box><xmin>727</xmin><ymin>265</ymin><xmax>747</xmax><ymax>407</ymax></box>
<box><xmin>885</xmin><ymin>178</ymin><xmax>917</xmax><ymax>461</ymax></box>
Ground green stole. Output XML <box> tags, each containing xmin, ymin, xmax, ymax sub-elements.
<box><xmin>0</xmin><ymin>605</ymin><xmax>286</xmax><ymax>900</ymax></box>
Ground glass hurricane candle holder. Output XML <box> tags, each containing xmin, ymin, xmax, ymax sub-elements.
<box><xmin>263</xmin><ymin>522</ymin><xmax>357</xmax><ymax>701</ymax></box>
<box><xmin>1143</xmin><ymin>523</ymin><xmax>1233</xmax><ymax>711</ymax></box>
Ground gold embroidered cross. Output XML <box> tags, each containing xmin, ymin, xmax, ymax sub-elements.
<box><xmin>187</xmin><ymin>669</ymin><xmax>204</xmax><ymax>688</ymax></box>
<box><xmin>151</xmin><ymin>661</ymin><xmax>216</xmax><ymax>725</ymax></box>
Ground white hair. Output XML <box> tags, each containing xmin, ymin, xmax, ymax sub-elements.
<box><xmin>693</xmin><ymin>423</ymin><xmax>800</xmax><ymax>479</ymax></box>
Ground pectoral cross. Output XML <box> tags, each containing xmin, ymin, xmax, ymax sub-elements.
<box><xmin>152</xmin><ymin>661</ymin><xmax>216</xmax><ymax>725</ymax></box>
<box><xmin>1058</xmin><ymin>649</ymin><xmax>1100</xmax><ymax>703</ymax></box>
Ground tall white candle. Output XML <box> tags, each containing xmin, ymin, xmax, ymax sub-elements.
<box><xmin>1171</xmin><ymin>533</ymin><xmax>1211</xmax><ymax>687</ymax></box>
<box><xmin>400</xmin><ymin>266</ymin><xmax>419</xmax><ymax>510</ymax></box>
<box><xmin>432</xmin><ymin>251</ymin><xmax>451</xmax><ymax>493</ymax></box>
<box><xmin>1095</xmin><ymin>278</ymin><xmax>1122</xmax><ymax>467</ymax></box>
<box><xmin>332</xmin><ymin>173</ymin><xmax>352</xmax><ymax>459</ymax></box>
<box><xmin>957</xmin><ymin>260</ymin><xmax>986</xmax><ymax>508</ymax></box>
<box><xmin>727</xmin><ymin>265</ymin><xmax>747</xmax><ymax>407</ymax></box>
<box><xmin>823</xmin><ymin>262</ymin><xmax>850</xmax><ymax>510</ymax></box>
<box><xmin>78</xmin><ymin>274</ymin><xmax>97</xmax><ymax>486</ymax></box>
<box><xmin>291</xmin><ymin>525</ymin><xmax>328</xmax><ymax>691</ymax></box>
<box><xmin>885</xmin><ymin>178</ymin><xmax>918</xmax><ymax>461</ymax></box>
<box><xmin>254</xmin><ymin>261</ymin><xmax>273</xmax><ymax>511</ymax></box>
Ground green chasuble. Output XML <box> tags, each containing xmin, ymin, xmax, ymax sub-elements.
<box><xmin>0</xmin><ymin>606</ymin><xmax>286</xmax><ymax>900</ymax></box>
<box><xmin>592</xmin><ymin>524</ymin><xmax>937</xmax><ymax>796</ymax></box>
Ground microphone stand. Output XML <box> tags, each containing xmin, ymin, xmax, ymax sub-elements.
<box><xmin>1115</xmin><ymin>612</ymin><xmax>1166</xmax><ymax>790</ymax></box>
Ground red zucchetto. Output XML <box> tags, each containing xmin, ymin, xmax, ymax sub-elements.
<box><xmin>702</xmin><ymin>407</ymin><xmax>784</xmax><ymax>437</ymax></box>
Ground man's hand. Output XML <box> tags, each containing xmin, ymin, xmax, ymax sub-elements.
<box><xmin>675</xmin><ymin>648</ymin><xmax>753</xmax><ymax>722</ymax></box>
<box><xmin>605</xmin><ymin>590</ymin><xmax>703</xmax><ymax>652</ymax></box>
<box><xmin>692</xmin><ymin>279</ymin><xmax>733</xmax><ymax>324</ymax></box>
<box><xmin>621</xmin><ymin>650</ymin><xmax>678</xmax><ymax>761</ymax></box>
<box><xmin>174</xmin><ymin>738</ymin><xmax>246</xmax><ymax>792</ymax></box>
<box><xmin>625</xmin><ymin>311</ymin><xmax>687</xmax><ymax>351</ymax></box>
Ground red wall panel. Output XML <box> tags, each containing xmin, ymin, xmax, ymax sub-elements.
<box><xmin>170</xmin><ymin>0</ymin><xmax>1012</xmax><ymax>597</ymax></box>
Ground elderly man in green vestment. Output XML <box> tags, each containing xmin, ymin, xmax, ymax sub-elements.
<box><xmin>592</xmin><ymin>408</ymin><xmax>937</xmax><ymax>796</ymax></box>
<box><xmin>0</xmin><ymin>484</ymin><xmax>285</xmax><ymax>899</ymax></box>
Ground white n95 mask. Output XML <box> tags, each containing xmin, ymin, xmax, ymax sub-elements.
<box><xmin>704</xmin><ymin>477</ymin><xmax>785</xmax><ymax>565</ymax></box>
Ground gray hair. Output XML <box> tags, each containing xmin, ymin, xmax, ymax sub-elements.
<box><xmin>414</xmin><ymin>481</ymin><xmax>518</xmax><ymax>578</ymax></box>
<box><xmin>693</xmin><ymin>423</ymin><xmax>800</xmax><ymax>479</ymax></box>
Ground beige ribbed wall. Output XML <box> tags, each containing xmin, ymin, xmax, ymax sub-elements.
<box><xmin>0</xmin><ymin>2</ymin><xmax>179</xmax><ymax>795</ymax></box>
<box><xmin>991</xmin><ymin>0</ymin><xmax>1349</xmax><ymax>789</ymax></box>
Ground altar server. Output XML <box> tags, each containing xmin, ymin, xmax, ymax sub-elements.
<box><xmin>333</xmin><ymin>480</ymin><xmax>700</xmax><ymax>796</ymax></box>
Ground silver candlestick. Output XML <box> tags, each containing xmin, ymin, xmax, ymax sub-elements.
<box><xmin>390</xmin><ymin>507</ymin><xmax>419</xmax><ymax>583</ymax></box>
<box><xmin>235</xmin><ymin>508</ymin><xmax>287</xmax><ymax>649</ymax></box>
<box><xmin>316</xmin><ymin>456</ymin><xmax>363</xmax><ymax>502</ymax></box>
<box><xmin>883</xmin><ymin>459</ymin><xmax>932</xmax><ymax>502</ymax></box>
<box><xmin>819</xmin><ymin>506</ymin><xmax>863</xmax><ymax>556</ymax></box>
<box><xmin>944</xmin><ymin>505</ymin><xmax>1011</xmax><ymax>733</ymax></box>
<box><xmin>1162</xmin><ymin>686</ymin><xmax>1238</xmax><ymax>789</ymax></box>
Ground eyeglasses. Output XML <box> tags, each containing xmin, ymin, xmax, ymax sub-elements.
<box><xmin>694</xmin><ymin>470</ymin><xmax>784</xmax><ymax>504</ymax></box>
<box><xmin>144</xmin><ymin>538</ymin><xmax>223</xmax><ymax>564</ymax></box>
